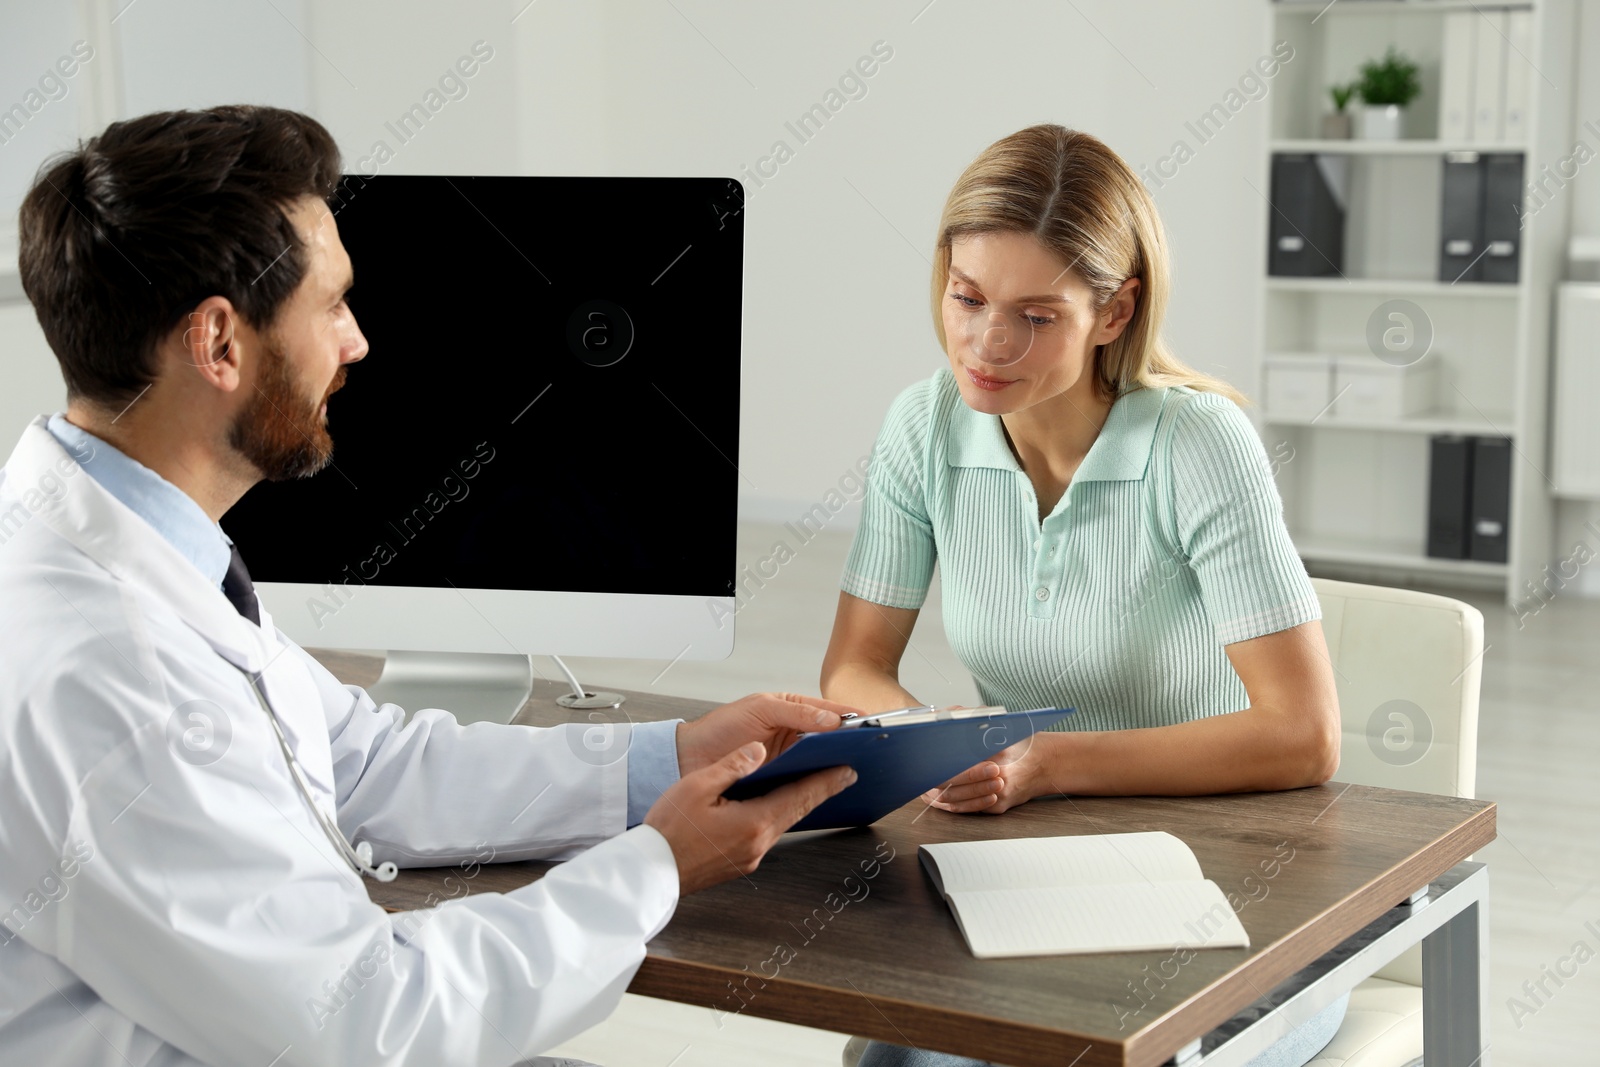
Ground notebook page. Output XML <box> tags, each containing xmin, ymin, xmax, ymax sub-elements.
<box><xmin>920</xmin><ymin>831</ymin><xmax>1203</xmax><ymax>895</ymax></box>
<box><xmin>944</xmin><ymin>880</ymin><xmax>1249</xmax><ymax>959</ymax></box>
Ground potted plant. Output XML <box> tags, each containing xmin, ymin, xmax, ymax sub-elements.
<box><xmin>1355</xmin><ymin>46</ymin><xmax>1422</xmax><ymax>140</ymax></box>
<box><xmin>1321</xmin><ymin>82</ymin><xmax>1357</xmax><ymax>139</ymax></box>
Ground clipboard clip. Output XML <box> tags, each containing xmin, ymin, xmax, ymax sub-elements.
<box><xmin>837</xmin><ymin>704</ymin><xmax>1008</xmax><ymax>729</ymax></box>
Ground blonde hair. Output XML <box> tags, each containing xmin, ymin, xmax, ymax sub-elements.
<box><xmin>929</xmin><ymin>124</ymin><xmax>1246</xmax><ymax>406</ymax></box>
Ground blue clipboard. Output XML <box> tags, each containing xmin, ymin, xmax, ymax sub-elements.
<box><xmin>721</xmin><ymin>707</ymin><xmax>1075</xmax><ymax>832</ymax></box>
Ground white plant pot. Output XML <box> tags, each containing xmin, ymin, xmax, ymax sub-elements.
<box><xmin>1358</xmin><ymin>104</ymin><xmax>1404</xmax><ymax>140</ymax></box>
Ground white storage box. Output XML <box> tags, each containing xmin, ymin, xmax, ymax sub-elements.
<box><xmin>1263</xmin><ymin>354</ymin><xmax>1334</xmax><ymax>420</ymax></box>
<box><xmin>1332</xmin><ymin>356</ymin><xmax>1437</xmax><ymax>419</ymax></box>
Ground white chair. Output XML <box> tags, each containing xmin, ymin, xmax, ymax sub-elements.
<box><xmin>1303</xmin><ymin>576</ymin><xmax>1483</xmax><ymax>1067</ymax></box>
<box><xmin>841</xmin><ymin>577</ymin><xmax>1485</xmax><ymax>1067</ymax></box>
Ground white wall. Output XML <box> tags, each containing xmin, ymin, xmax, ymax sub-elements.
<box><xmin>4</xmin><ymin>0</ymin><xmax>1595</xmax><ymax>598</ymax></box>
<box><xmin>0</xmin><ymin>0</ymin><xmax>1273</xmax><ymax>506</ymax></box>
<box><xmin>0</xmin><ymin>3</ymin><xmax>86</xmax><ymax>251</ymax></box>
<box><xmin>499</xmin><ymin>1</ymin><xmax>1282</xmax><ymax>529</ymax></box>
<box><xmin>0</xmin><ymin>1</ymin><xmax>107</xmax><ymax>445</ymax></box>
<box><xmin>0</xmin><ymin>0</ymin><xmax>315</xmax><ymax>443</ymax></box>
<box><xmin>305</xmin><ymin>0</ymin><xmax>521</xmax><ymax>178</ymax></box>
<box><xmin>1565</xmin><ymin>1</ymin><xmax>1600</xmax><ymax>238</ymax></box>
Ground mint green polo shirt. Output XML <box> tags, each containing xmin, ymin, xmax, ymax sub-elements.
<box><xmin>839</xmin><ymin>366</ymin><xmax>1320</xmax><ymax>732</ymax></box>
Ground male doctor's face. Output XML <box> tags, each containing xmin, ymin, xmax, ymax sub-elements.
<box><xmin>229</xmin><ymin>196</ymin><xmax>367</xmax><ymax>481</ymax></box>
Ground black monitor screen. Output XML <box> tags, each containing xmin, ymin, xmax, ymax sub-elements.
<box><xmin>226</xmin><ymin>174</ymin><xmax>744</xmax><ymax>598</ymax></box>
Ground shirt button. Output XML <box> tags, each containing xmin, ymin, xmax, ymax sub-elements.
<box><xmin>1049</xmin><ymin>545</ymin><xmax>1057</xmax><ymax>556</ymax></box>
<box><xmin>1035</xmin><ymin>587</ymin><xmax>1050</xmax><ymax>601</ymax></box>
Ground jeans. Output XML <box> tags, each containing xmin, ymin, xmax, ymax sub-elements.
<box><xmin>855</xmin><ymin>991</ymin><xmax>1349</xmax><ymax>1067</ymax></box>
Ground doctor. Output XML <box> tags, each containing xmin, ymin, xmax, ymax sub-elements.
<box><xmin>0</xmin><ymin>104</ymin><xmax>858</xmax><ymax>1067</ymax></box>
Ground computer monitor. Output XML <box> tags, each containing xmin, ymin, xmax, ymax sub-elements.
<box><xmin>226</xmin><ymin>174</ymin><xmax>746</xmax><ymax>723</ymax></box>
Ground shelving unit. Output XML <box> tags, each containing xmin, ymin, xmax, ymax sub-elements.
<box><xmin>1271</xmin><ymin>137</ymin><xmax>1528</xmax><ymax>155</ymax></box>
<box><xmin>1274</xmin><ymin>0</ymin><xmax>1534</xmax><ymax>12</ymax></box>
<box><xmin>1257</xmin><ymin>0</ymin><xmax>1578</xmax><ymax>605</ymax></box>
<box><xmin>1264</xmin><ymin>276</ymin><xmax>1521</xmax><ymax>296</ymax></box>
<box><xmin>1264</xmin><ymin>410</ymin><xmax>1511</xmax><ymax>436</ymax></box>
<box><xmin>1290</xmin><ymin>534</ymin><xmax>1513</xmax><ymax>577</ymax></box>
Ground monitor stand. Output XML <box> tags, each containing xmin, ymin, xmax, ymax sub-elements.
<box><xmin>367</xmin><ymin>651</ymin><xmax>626</xmax><ymax>726</ymax></box>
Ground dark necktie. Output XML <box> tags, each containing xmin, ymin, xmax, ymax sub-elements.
<box><xmin>222</xmin><ymin>543</ymin><xmax>261</xmax><ymax>626</ymax></box>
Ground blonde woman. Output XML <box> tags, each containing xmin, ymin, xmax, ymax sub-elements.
<box><xmin>821</xmin><ymin>126</ymin><xmax>1346</xmax><ymax>1067</ymax></box>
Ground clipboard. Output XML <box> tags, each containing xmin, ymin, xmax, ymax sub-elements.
<box><xmin>721</xmin><ymin>706</ymin><xmax>1075</xmax><ymax>832</ymax></box>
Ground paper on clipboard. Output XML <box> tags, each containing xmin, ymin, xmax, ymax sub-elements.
<box><xmin>838</xmin><ymin>704</ymin><xmax>1008</xmax><ymax>728</ymax></box>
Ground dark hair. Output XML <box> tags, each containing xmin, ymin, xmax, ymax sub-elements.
<box><xmin>17</xmin><ymin>105</ymin><xmax>343</xmax><ymax>406</ymax></box>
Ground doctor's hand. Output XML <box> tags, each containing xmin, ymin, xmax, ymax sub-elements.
<box><xmin>674</xmin><ymin>692</ymin><xmax>861</xmax><ymax>777</ymax></box>
<box><xmin>645</xmin><ymin>741</ymin><xmax>857</xmax><ymax>894</ymax></box>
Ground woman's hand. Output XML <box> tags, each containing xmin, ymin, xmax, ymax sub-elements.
<box><xmin>921</xmin><ymin>736</ymin><xmax>1058</xmax><ymax>814</ymax></box>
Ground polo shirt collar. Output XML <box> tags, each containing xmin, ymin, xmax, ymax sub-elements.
<box><xmin>946</xmin><ymin>382</ymin><xmax>1169</xmax><ymax>482</ymax></box>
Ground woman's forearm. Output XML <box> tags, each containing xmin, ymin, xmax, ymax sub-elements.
<box><xmin>820</xmin><ymin>662</ymin><xmax>922</xmax><ymax>714</ymax></box>
<box><xmin>1028</xmin><ymin>702</ymin><xmax>1340</xmax><ymax>797</ymax></box>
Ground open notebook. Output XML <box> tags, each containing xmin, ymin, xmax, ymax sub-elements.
<box><xmin>919</xmin><ymin>831</ymin><xmax>1250</xmax><ymax>959</ymax></box>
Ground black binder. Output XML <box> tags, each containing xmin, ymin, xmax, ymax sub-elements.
<box><xmin>1268</xmin><ymin>154</ymin><xmax>1344</xmax><ymax>276</ymax></box>
<box><xmin>1468</xmin><ymin>436</ymin><xmax>1512</xmax><ymax>563</ymax></box>
<box><xmin>1481</xmin><ymin>153</ymin><xmax>1526</xmax><ymax>284</ymax></box>
<box><xmin>1427</xmin><ymin>435</ymin><xmax>1474</xmax><ymax>560</ymax></box>
<box><xmin>1439</xmin><ymin>151</ymin><xmax>1486</xmax><ymax>283</ymax></box>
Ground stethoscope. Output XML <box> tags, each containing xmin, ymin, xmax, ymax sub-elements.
<box><xmin>240</xmin><ymin>667</ymin><xmax>398</xmax><ymax>883</ymax></box>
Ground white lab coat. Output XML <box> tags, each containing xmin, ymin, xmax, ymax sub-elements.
<box><xmin>0</xmin><ymin>417</ymin><xmax>680</xmax><ymax>1067</ymax></box>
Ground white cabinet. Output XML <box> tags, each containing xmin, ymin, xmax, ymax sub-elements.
<box><xmin>1552</xmin><ymin>283</ymin><xmax>1600</xmax><ymax>498</ymax></box>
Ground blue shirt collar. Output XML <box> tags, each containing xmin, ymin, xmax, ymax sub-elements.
<box><xmin>45</xmin><ymin>413</ymin><xmax>233</xmax><ymax>589</ymax></box>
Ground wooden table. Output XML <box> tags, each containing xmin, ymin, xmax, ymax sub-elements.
<box><xmin>312</xmin><ymin>651</ymin><xmax>1496</xmax><ymax>1067</ymax></box>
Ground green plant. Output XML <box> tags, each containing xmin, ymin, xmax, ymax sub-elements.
<box><xmin>1329</xmin><ymin>82</ymin><xmax>1357</xmax><ymax>112</ymax></box>
<box><xmin>1357</xmin><ymin>46</ymin><xmax>1422</xmax><ymax>107</ymax></box>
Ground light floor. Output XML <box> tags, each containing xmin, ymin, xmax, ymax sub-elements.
<box><xmin>538</xmin><ymin>521</ymin><xmax>1599</xmax><ymax>1066</ymax></box>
